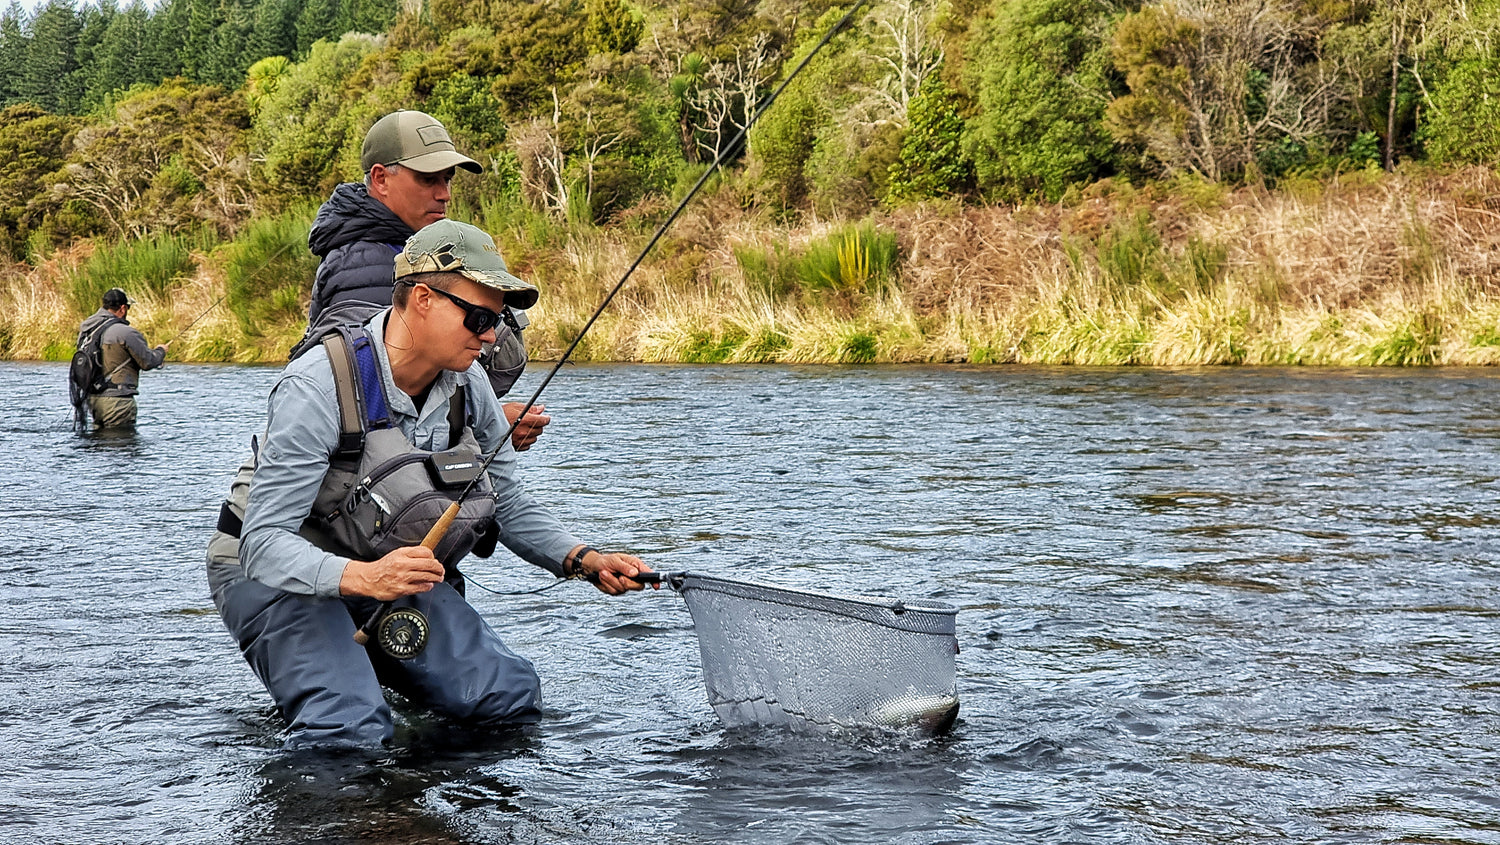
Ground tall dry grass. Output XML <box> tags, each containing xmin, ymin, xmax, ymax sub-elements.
<box><xmin>3</xmin><ymin>166</ymin><xmax>1498</xmax><ymax>367</ymax></box>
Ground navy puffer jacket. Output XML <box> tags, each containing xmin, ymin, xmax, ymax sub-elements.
<box><xmin>288</xmin><ymin>183</ymin><xmax>415</xmax><ymax>360</ymax></box>
<box><xmin>288</xmin><ymin>183</ymin><xmax>529</xmax><ymax>398</ymax></box>
<box><xmin>306</xmin><ymin>182</ymin><xmax>415</xmax><ymax>319</ymax></box>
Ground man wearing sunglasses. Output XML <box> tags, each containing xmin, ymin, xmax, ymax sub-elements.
<box><xmin>213</xmin><ymin>219</ymin><xmax>654</xmax><ymax>749</ymax></box>
<box><xmin>291</xmin><ymin>109</ymin><xmax>550</xmax><ymax>452</ymax></box>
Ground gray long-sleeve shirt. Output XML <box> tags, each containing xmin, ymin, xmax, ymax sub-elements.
<box><xmin>238</xmin><ymin>310</ymin><xmax>580</xmax><ymax>597</ymax></box>
<box><xmin>78</xmin><ymin>309</ymin><xmax>166</xmax><ymax>396</ymax></box>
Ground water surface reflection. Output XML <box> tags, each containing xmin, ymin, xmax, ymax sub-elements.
<box><xmin>1</xmin><ymin>363</ymin><xmax>1497</xmax><ymax>844</ymax></box>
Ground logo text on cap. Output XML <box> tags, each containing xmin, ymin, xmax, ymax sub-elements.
<box><xmin>417</xmin><ymin>126</ymin><xmax>453</xmax><ymax>147</ymax></box>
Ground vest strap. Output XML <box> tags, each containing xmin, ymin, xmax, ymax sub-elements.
<box><xmin>323</xmin><ymin>325</ymin><xmax>469</xmax><ymax>461</ymax></box>
<box><xmin>322</xmin><ymin>330</ymin><xmax>370</xmax><ymax>460</ymax></box>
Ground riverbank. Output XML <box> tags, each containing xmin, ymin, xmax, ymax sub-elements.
<box><xmin>4</xmin><ymin>166</ymin><xmax>1498</xmax><ymax>367</ymax></box>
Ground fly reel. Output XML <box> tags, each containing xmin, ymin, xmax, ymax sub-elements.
<box><xmin>375</xmin><ymin>607</ymin><xmax>430</xmax><ymax>659</ymax></box>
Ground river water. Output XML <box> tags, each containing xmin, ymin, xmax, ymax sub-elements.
<box><xmin>0</xmin><ymin>361</ymin><xmax>1497</xmax><ymax>844</ymax></box>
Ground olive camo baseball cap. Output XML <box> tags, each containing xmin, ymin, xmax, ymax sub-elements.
<box><xmin>395</xmin><ymin>219</ymin><xmax>539</xmax><ymax>310</ymax></box>
<box><xmin>361</xmin><ymin>110</ymin><xmax>482</xmax><ymax>174</ymax></box>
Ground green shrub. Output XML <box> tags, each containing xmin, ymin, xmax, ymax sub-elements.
<box><xmin>840</xmin><ymin>329</ymin><xmax>877</xmax><ymax>363</ymax></box>
<box><xmin>734</xmin><ymin>241</ymin><xmax>798</xmax><ymax>299</ymax></box>
<box><xmin>886</xmin><ymin>74</ymin><xmax>973</xmax><ymax>204</ymax></box>
<box><xmin>67</xmin><ymin>233</ymin><xmax>198</xmax><ymax>314</ymax></box>
<box><xmin>1096</xmin><ymin>212</ymin><xmax>1166</xmax><ymax>292</ymax></box>
<box><xmin>1180</xmin><ymin>236</ymin><xmax>1228</xmax><ymax>294</ymax></box>
<box><xmin>794</xmin><ymin>222</ymin><xmax>900</xmax><ymax>295</ymax></box>
<box><xmin>740</xmin><ymin>326</ymin><xmax>790</xmax><ymax>360</ymax></box>
<box><xmin>682</xmin><ymin>327</ymin><xmax>747</xmax><ymax>363</ymax></box>
<box><xmin>1421</xmin><ymin>53</ymin><xmax>1500</xmax><ymax>166</ymax></box>
<box><xmin>42</xmin><ymin>338</ymin><xmax>74</xmax><ymax>361</ymax></box>
<box><xmin>224</xmin><ymin>207</ymin><xmax>319</xmax><ymax>335</ymax></box>
<box><xmin>962</xmin><ymin>0</ymin><xmax>1119</xmax><ymax>201</ymax></box>
<box><xmin>1366</xmin><ymin>311</ymin><xmax>1441</xmax><ymax>366</ymax></box>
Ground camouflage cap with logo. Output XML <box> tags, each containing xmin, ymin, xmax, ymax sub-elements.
<box><xmin>395</xmin><ymin>219</ymin><xmax>539</xmax><ymax>310</ymax></box>
<box><xmin>361</xmin><ymin>110</ymin><xmax>482</xmax><ymax>175</ymax></box>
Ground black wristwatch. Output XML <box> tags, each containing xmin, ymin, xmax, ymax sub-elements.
<box><xmin>568</xmin><ymin>545</ymin><xmax>600</xmax><ymax>579</ymax></box>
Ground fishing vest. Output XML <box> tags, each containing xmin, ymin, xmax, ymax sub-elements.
<box><xmin>215</xmin><ymin>326</ymin><xmax>498</xmax><ymax>580</ymax></box>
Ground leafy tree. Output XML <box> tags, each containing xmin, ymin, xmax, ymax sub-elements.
<box><xmin>0</xmin><ymin>103</ymin><xmax>79</xmax><ymax>256</ymax></box>
<box><xmin>346</xmin><ymin>0</ymin><xmax>399</xmax><ymax>38</ymax></box>
<box><xmin>428</xmin><ymin>71</ymin><xmax>508</xmax><ymax>151</ymax></box>
<box><xmin>962</xmin><ymin>0</ymin><xmax>1117</xmax><ymax>201</ymax></box>
<box><xmin>55</xmin><ymin>78</ymin><xmax>253</xmax><ymax>237</ymax></box>
<box><xmin>584</xmin><ymin>0</ymin><xmax>642</xmax><ymax>55</ymax></box>
<box><xmin>748</xmin><ymin>3</ymin><xmax>902</xmax><ymax>214</ymax></box>
<box><xmin>251</xmin><ymin>33</ymin><xmax>382</xmax><ymax>201</ymax></box>
<box><xmin>747</xmin><ymin>41</ymin><xmax>828</xmax><ymax>210</ymax></box>
<box><xmin>1105</xmin><ymin>0</ymin><xmax>1333</xmax><ymax>183</ymax></box>
<box><xmin>886</xmin><ymin>71</ymin><xmax>972</xmax><ymax>203</ymax></box>
<box><xmin>1320</xmin><ymin>0</ymin><xmax>1468</xmax><ymax>170</ymax></box>
<box><xmin>412</xmin><ymin>0</ymin><xmax>589</xmax><ymax>118</ymax></box>
<box><xmin>567</xmin><ymin>60</ymin><xmax>677</xmax><ymax>219</ymax></box>
<box><xmin>1421</xmin><ymin>5</ymin><xmax>1500</xmax><ymax>166</ymax></box>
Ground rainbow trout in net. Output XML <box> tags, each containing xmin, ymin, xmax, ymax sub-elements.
<box><xmin>633</xmin><ymin>571</ymin><xmax>960</xmax><ymax>734</ymax></box>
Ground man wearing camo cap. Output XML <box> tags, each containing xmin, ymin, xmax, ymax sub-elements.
<box><xmin>293</xmin><ymin>109</ymin><xmax>550</xmax><ymax>451</ymax></box>
<box><xmin>209</xmin><ymin>218</ymin><xmax>655</xmax><ymax>750</ymax></box>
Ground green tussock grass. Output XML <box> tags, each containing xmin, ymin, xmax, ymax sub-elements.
<box><xmin>1</xmin><ymin>168</ymin><xmax>1498</xmax><ymax>369</ymax></box>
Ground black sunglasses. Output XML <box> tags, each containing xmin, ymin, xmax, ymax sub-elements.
<box><xmin>414</xmin><ymin>283</ymin><xmax>502</xmax><ymax>335</ymax></box>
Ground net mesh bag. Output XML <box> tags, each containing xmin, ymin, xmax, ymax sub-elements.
<box><xmin>672</xmin><ymin>572</ymin><xmax>959</xmax><ymax>733</ymax></box>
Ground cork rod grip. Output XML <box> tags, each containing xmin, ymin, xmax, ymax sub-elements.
<box><xmin>353</xmin><ymin>502</ymin><xmax>462</xmax><ymax>644</ymax></box>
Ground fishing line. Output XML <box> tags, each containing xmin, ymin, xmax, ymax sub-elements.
<box><xmin>356</xmin><ymin>0</ymin><xmax>872</xmax><ymax>653</ymax></box>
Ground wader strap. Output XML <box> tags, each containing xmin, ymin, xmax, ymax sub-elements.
<box><xmin>322</xmin><ymin>332</ymin><xmax>366</xmax><ymax>460</ymax></box>
<box><xmin>447</xmin><ymin>387</ymin><xmax>466</xmax><ymax>449</ymax></box>
<box><xmin>217</xmin><ymin>501</ymin><xmax>243</xmax><ymax>538</ymax></box>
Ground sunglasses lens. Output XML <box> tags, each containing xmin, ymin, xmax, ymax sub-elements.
<box><xmin>463</xmin><ymin>308</ymin><xmax>500</xmax><ymax>335</ymax></box>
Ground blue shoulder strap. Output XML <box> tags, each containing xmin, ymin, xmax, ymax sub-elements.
<box><xmin>323</xmin><ymin>324</ymin><xmax>469</xmax><ymax>456</ymax></box>
<box><xmin>321</xmin><ymin>326</ymin><xmax>392</xmax><ymax>462</ymax></box>
<box><xmin>347</xmin><ymin>330</ymin><xmax>391</xmax><ymax>431</ymax></box>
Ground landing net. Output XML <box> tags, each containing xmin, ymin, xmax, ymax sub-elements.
<box><xmin>671</xmin><ymin>572</ymin><xmax>959</xmax><ymax>733</ymax></box>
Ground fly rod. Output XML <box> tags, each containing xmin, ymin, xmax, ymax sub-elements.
<box><xmin>355</xmin><ymin>0</ymin><xmax>871</xmax><ymax>650</ymax></box>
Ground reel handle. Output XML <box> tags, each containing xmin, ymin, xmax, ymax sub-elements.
<box><xmin>353</xmin><ymin>501</ymin><xmax>460</xmax><ymax>645</ymax></box>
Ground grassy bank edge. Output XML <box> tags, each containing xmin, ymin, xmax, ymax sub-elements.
<box><xmin>4</xmin><ymin>168</ymin><xmax>1499</xmax><ymax>369</ymax></box>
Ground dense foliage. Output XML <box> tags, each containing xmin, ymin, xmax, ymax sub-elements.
<box><xmin>0</xmin><ymin>0</ymin><xmax>1496</xmax><ymax>263</ymax></box>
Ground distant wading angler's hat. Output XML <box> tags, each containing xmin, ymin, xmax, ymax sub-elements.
<box><xmin>102</xmin><ymin>288</ymin><xmax>135</xmax><ymax>308</ymax></box>
<box><xmin>397</xmin><ymin>219</ymin><xmax>539</xmax><ymax>310</ymax></box>
<box><xmin>361</xmin><ymin>110</ymin><xmax>482</xmax><ymax>175</ymax></box>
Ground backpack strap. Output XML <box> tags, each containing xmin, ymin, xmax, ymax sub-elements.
<box><xmin>81</xmin><ymin>315</ymin><xmax>122</xmax><ymax>358</ymax></box>
<box><xmin>82</xmin><ymin>315</ymin><xmax>125</xmax><ymax>391</ymax></box>
<box><xmin>321</xmin><ymin>326</ymin><xmax>392</xmax><ymax>462</ymax></box>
